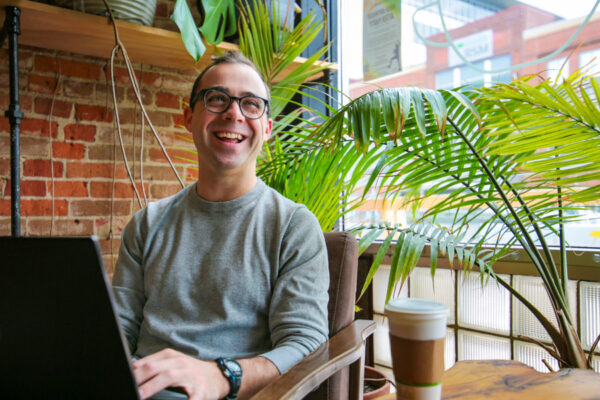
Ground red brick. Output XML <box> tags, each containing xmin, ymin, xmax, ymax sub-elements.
<box><xmin>64</xmin><ymin>124</ymin><xmax>96</xmax><ymax>142</ymax></box>
<box><xmin>116</xmin><ymin>108</ymin><xmax>138</xmax><ymax>125</ymax></box>
<box><xmin>25</xmin><ymin>218</ymin><xmax>51</xmax><ymax>236</ymax></box>
<box><xmin>156</xmin><ymin>92</ymin><xmax>180</xmax><ymax>109</ymax></box>
<box><xmin>27</xmin><ymin>219</ymin><xmax>92</xmax><ymax>236</ymax></box>
<box><xmin>149</xmin><ymin>183</ymin><xmax>181</xmax><ymax>199</ymax></box>
<box><xmin>53</xmin><ymin>180</ymin><xmax>89</xmax><ymax>197</ymax></box>
<box><xmin>149</xmin><ymin>147</ymin><xmax>194</xmax><ymax>163</ymax></box>
<box><xmin>90</xmin><ymin>181</ymin><xmax>148</xmax><ymax>199</ymax></box>
<box><xmin>0</xmin><ymin>217</ymin><xmax>10</xmax><ymax>234</ymax></box>
<box><xmin>28</xmin><ymin>74</ymin><xmax>60</xmax><ymax>94</ymax></box>
<box><xmin>161</xmin><ymin>74</ymin><xmax>192</xmax><ymax>93</ymax></box>
<box><xmin>23</xmin><ymin>159</ymin><xmax>64</xmax><ymax>177</ymax></box>
<box><xmin>66</xmin><ymin>162</ymin><xmax>128</xmax><ymax>179</ymax></box>
<box><xmin>20</xmin><ymin>94</ymin><xmax>34</xmax><ymax>112</ymax></box>
<box><xmin>146</xmin><ymin>110</ymin><xmax>173</xmax><ymax>127</ymax></box>
<box><xmin>142</xmin><ymin>165</ymin><xmax>185</xmax><ymax>181</ymax></box>
<box><xmin>0</xmin><ymin>71</ymin><xmax>28</xmax><ymax>91</ymax></box>
<box><xmin>0</xmin><ymin>116</ymin><xmax>9</xmax><ymax>133</ymax></box>
<box><xmin>20</xmin><ymin>136</ymin><xmax>50</xmax><ymax>158</ymax></box>
<box><xmin>126</xmin><ymin>87</ymin><xmax>153</xmax><ymax>105</ymax></box>
<box><xmin>141</xmin><ymin>72</ymin><xmax>162</xmax><ymax>88</ymax></box>
<box><xmin>173</xmin><ymin>112</ymin><xmax>186</xmax><ymax>127</ymax></box>
<box><xmin>75</xmin><ymin>104</ymin><xmax>113</xmax><ymax>122</ymax></box>
<box><xmin>1</xmin><ymin>48</ymin><xmax>34</xmax><ymax>70</ymax></box>
<box><xmin>18</xmin><ymin>118</ymin><xmax>58</xmax><ymax>138</ymax></box>
<box><xmin>52</xmin><ymin>142</ymin><xmax>85</xmax><ymax>159</ymax></box>
<box><xmin>185</xmin><ymin>167</ymin><xmax>199</xmax><ymax>181</ymax></box>
<box><xmin>107</xmin><ymin>67</ymin><xmax>161</xmax><ymax>88</ymax></box>
<box><xmin>87</xmin><ymin>144</ymin><xmax>114</xmax><ymax>161</ymax></box>
<box><xmin>95</xmin><ymin>83</ymin><xmax>125</xmax><ymax>103</ymax></box>
<box><xmin>70</xmin><ymin>199</ymin><xmax>131</xmax><ymax>217</ymax></box>
<box><xmin>0</xmin><ymin>91</ymin><xmax>32</xmax><ymax>112</ymax></box>
<box><xmin>96</xmin><ymin>218</ymin><xmax>129</xmax><ymax>238</ymax></box>
<box><xmin>35</xmin><ymin>55</ymin><xmax>102</xmax><ymax>80</ymax></box>
<box><xmin>34</xmin><ymin>97</ymin><xmax>73</xmax><ymax>118</ymax></box>
<box><xmin>64</xmin><ymin>80</ymin><xmax>95</xmax><ymax>97</ymax></box>
<box><xmin>0</xmin><ymin>200</ymin><xmax>11</xmax><ymax>216</ymax></box>
<box><xmin>21</xmin><ymin>199</ymin><xmax>68</xmax><ymax>216</ymax></box>
<box><xmin>0</xmin><ymin>158</ymin><xmax>9</xmax><ymax>176</ymax></box>
<box><xmin>4</xmin><ymin>180</ymin><xmax>47</xmax><ymax>197</ymax></box>
<box><xmin>54</xmin><ymin>218</ymin><xmax>95</xmax><ymax>236</ymax></box>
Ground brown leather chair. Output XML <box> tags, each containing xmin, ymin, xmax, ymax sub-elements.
<box><xmin>251</xmin><ymin>231</ymin><xmax>376</xmax><ymax>400</ymax></box>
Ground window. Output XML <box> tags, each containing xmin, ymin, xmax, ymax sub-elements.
<box><xmin>339</xmin><ymin>0</ymin><xmax>600</xmax><ymax>376</ymax></box>
<box><xmin>341</xmin><ymin>0</ymin><xmax>600</xmax><ymax>249</ymax></box>
<box><xmin>435</xmin><ymin>54</ymin><xmax>512</xmax><ymax>89</ymax></box>
<box><xmin>579</xmin><ymin>48</ymin><xmax>600</xmax><ymax>76</ymax></box>
<box><xmin>547</xmin><ymin>57</ymin><xmax>570</xmax><ymax>82</ymax></box>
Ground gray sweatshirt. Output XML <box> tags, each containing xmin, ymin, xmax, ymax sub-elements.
<box><xmin>112</xmin><ymin>179</ymin><xmax>329</xmax><ymax>373</ymax></box>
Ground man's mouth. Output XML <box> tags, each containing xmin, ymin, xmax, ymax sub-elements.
<box><xmin>215</xmin><ymin>132</ymin><xmax>244</xmax><ymax>143</ymax></box>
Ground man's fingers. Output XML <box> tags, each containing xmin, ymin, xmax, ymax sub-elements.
<box><xmin>137</xmin><ymin>370</ymin><xmax>181</xmax><ymax>400</ymax></box>
<box><xmin>134</xmin><ymin>352</ymin><xmax>185</xmax><ymax>399</ymax></box>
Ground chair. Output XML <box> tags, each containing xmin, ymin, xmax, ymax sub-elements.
<box><xmin>251</xmin><ymin>231</ymin><xmax>377</xmax><ymax>400</ymax></box>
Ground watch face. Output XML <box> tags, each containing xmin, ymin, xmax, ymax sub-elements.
<box><xmin>224</xmin><ymin>359</ymin><xmax>242</xmax><ymax>376</ymax></box>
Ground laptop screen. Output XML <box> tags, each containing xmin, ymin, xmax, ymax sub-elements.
<box><xmin>0</xmin><ymin>236</ymin><xmax>140</xmax><ymax>399</ymax></box>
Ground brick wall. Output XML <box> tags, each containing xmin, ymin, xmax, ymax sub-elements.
<box><xmin>0</xmin><ymin>0</ymin><xmax>200</xmax><ymax>275</ymax></box>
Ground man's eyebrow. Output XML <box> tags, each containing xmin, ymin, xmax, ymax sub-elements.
<box><xmin>206</xmin><ymin>86</ymin><xmax>264</xmax><ymax>98</ymax></box>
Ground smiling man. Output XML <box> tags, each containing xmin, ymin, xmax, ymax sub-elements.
<box><xmin>112</xmin><ymin>52</ymin><xmax>329</xmax><ymax>400</ymax></box>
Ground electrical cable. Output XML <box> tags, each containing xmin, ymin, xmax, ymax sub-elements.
<box><xmin>412</xmin><ymin>0</ymin><xmax>600</xmax><ymax>74</ymax></box>
<box><xmin>48</xmin><ymin>54</ymin><xmax>62</xmax><ymax>236</ymax></box>
<box><xmin>101</xmin><ymin>0</ymin><xmax>185</xmax><ymax>212</ymax></box>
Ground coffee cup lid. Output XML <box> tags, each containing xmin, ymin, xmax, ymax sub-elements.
<box><xmin>385</xmin><ymin>298</ymin><xmax>447</xmax><ymax>316</ymax></box>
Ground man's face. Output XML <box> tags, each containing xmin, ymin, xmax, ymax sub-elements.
<box><xmin>185</xmin><ymin>62</ymin><xmax>272</xmax><ymax>178</ymax></box>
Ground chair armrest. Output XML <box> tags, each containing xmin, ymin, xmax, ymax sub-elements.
<box><xmin>250</xmin><ymin>319</ymin><xmax>377</xmax><ymax>400</ymax></box>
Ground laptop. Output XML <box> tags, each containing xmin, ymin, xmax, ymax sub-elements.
<box><xmin>0</xmin><ymin>236</ymin><xmax>140</xmax><ymax>399</ymax></box>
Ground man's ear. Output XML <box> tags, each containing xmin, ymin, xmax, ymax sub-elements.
<box><xmin>184</xmin><ymin>107</ymin><xmax>193</xmax><ymax>132</ymax></box>
<box><xmin>264</xmin><ymin>118</ymin><xmax>273</xmax><ymax>139</ymax></box>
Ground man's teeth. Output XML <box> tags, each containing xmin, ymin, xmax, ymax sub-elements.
<box><xmin>216</xmin><ymin>132</ymin><xmax>243</xmax><ymax>141</ymax></box>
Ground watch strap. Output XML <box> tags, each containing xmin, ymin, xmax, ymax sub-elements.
<box><xmin>216</xmin><ymin>357</ymin><xmax>242</xmax><ymax>400</ymax></box>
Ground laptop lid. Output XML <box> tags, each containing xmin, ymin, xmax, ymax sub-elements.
<box><xmin>0</xmin><ymin>236</ymin><xmax>140</xmax><ymax>400</ymax></box>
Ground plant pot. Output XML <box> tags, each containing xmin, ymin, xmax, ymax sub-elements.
<box><xmin>42</xmin><ymin>0</ymin><xmax>157</xmax><ymax>26</ymax></box>
<box><xmin>363</xmin><ymin>365</ymin><xmax>391</xmax><ymax>400</ymax></box>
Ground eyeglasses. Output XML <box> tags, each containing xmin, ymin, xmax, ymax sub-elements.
<box><xmin>192</xmin><ymin>88</ymin><xmax>270</xmax><ymax>120</ymax></box>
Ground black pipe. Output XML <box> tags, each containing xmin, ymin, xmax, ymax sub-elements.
<box><xmin>3</xmin><ymin>6</ymin><xmax>24</xmax><ymax>237</ymax></box>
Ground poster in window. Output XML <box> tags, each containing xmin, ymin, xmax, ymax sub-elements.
<box><xmin>363</xmin><ymin>0</ymin><xmax>402</xmax><ymax>80</ymax></box>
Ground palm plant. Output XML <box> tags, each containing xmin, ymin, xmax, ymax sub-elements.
<box><xmin>264</xmin><ymin>72</ymin><xmax>600</xmax><ymax>369</ymax></box>
<box><xmin>171</xmin><ymin>0</ymin><xmax>600</xmax><ymax>369</ymax></box>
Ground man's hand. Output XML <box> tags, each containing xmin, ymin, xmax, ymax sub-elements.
<box><xmin>133</xmin><ymin>349</ymin><xmax>229</xmax><ymax>400</ymax></box>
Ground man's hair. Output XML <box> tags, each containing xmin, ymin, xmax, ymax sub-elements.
<box><xmin>189</xmin><ymin>51</ymin><xmax>271</xmax><ymax>115</ymax></box>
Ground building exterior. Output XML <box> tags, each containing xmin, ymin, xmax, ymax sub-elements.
<box><xmin>351</xmin><ymin>3</ymin><xmax>600</xmax><ymax>98</ymax></box>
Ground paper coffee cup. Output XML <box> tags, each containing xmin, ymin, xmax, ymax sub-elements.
<box><xmin>385</xmin><ymin>298</ymin><xmax>448</xmax><ymax>400</ymax></box>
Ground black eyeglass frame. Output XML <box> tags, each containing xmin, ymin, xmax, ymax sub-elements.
<box><xmin>191</xmin><ymin>88</ymin><xmax>270</xmax><ymax>120</ymax></box>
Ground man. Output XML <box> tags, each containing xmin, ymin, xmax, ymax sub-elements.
<box><xmin>112</xmin><ymin>52</ymin><xmax>329</xmax><ymax>400</ymax></box>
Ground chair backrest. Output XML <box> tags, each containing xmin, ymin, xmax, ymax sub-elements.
<box><xmin>305</xmin><ymin>231</ymin><xmax>359</xmax><ymax>400</ymax></box>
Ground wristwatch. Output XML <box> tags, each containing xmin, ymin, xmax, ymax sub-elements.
<box><xmin>216</xmin><ymin>357</ymin><xmax>242</xmax><ymax>399</ymax></box>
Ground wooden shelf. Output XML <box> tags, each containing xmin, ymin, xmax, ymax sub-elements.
<box><xmin>0</xmin><ymin>0</ymin><xmax>334</xmax><ymax>77</ymax></box>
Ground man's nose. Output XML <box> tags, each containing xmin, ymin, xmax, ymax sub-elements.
<box><xmin>223</xmin><ymin>99</ymin><xmax>245</xmax><ymax>120</ymax></box>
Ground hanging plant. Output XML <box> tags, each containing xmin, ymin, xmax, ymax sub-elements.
<box><xmin>171</xmin><ymin>0</ymin><xmax>237</xmax><ymax>61</ymax></box>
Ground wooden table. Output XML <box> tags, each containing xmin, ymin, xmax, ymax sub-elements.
<box><xmin>377</xmin><ymin>359</ymin><xmax>600</xmax><ymax>399</ymax></box>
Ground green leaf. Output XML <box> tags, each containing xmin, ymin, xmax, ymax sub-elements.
<box><xmin>358</xmin><ymin>228</ymin><xmax>384</xmax><ymax>255</ymax></box>
<box><xmin>358</xmin><ymin>229</ymin><xmax>397</xmax><ymax>298</ymax></box>
<box><xmin>199</xmin><ymin>0</ymin><xmax>237</xmax><ymax>45</ymax></box>
<box><xmin>171</xmin><ymin>0</ymin><xmax>206</xmax><ymax>61</ymax></box>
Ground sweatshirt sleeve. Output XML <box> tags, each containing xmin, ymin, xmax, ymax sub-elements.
<box><xmin>111</xmin><ymin>209</ymin><xmax>148</xmax><ymax>355</ymax></box>
<box><xmin>260</xmin><ymin>207</ymin><xmax>330</xmax><ymax>373</ymax></box>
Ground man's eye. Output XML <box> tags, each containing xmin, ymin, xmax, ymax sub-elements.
<box><xmin>206</xmin><ymin>93</ymin><xmax>228</xmax><ymax>104</ymax></box>
<box><xmin>242</xmin><ymin>97</ymin><xmax>261</xmax><ymax>110</ymax></box>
